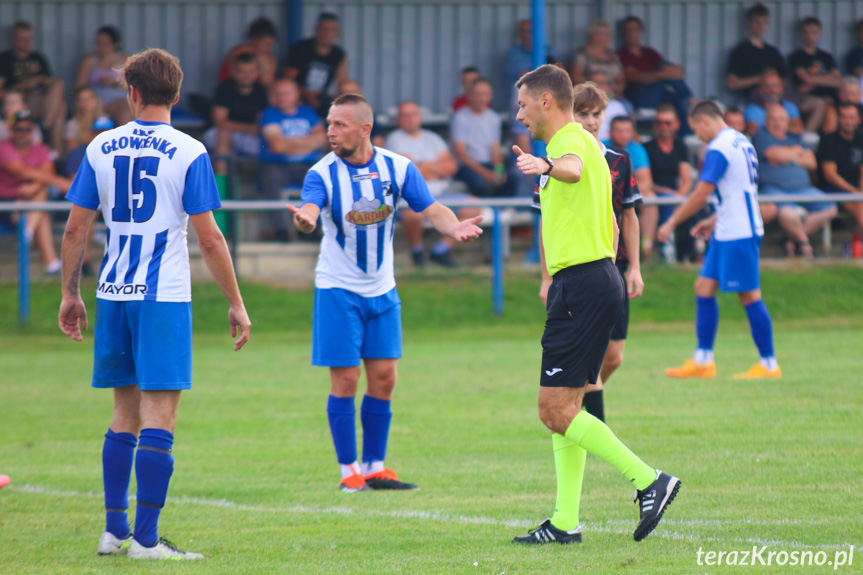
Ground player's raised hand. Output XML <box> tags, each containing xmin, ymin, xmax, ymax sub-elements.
<box><xmin>512</xmin><ymin>145</ymin><xmax>545</xmax><ymax>176</ymax></box>
<box><xmin>453</xmin><ymin>216</ymin><xmax>484</xmax><ymax>242</ymax></box>
<box><xmin>58</xmin><ymin>297</ymin><xmax>88</xmax><ymax>342</ymax></box>
<box><xmin>627</xmin><ymin>267</ymin><xmax>644</xmax><ymax>299</ymax></box>
<box><xmin>287</xmin><ymin>204</ymin><xmax>317</xmax><ymax>234</ymax></box>
<box><xmin>229</xmin><ymin>305</ymin><xmax>252</xmax><ymax>351</ymax></box>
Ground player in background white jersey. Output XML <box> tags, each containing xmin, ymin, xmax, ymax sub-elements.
<box><xmin>59</xmin><ymin>48</ymin><xmax>251</xmax><ymax>561</ymax></box>
<box><xmin>288</xmin><ymin>93</ymin><xmax>483</xmax><ymax>493</ymax></box>
<box><xmin>658</xmin><ymin>100</ymin><xmax>780</xmax><ymax>379</ymax></box>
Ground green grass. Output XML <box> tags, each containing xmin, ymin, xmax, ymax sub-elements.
<box><xmin>1</xmin><ymin>265</ymin><xmax>862</xmax><ymax>574</ymax></box>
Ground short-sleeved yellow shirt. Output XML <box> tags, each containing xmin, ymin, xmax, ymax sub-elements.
<box><xmin>540</xmin><ymin>122</ymin><xmax>616</xmax><ymax>276</ymax></box>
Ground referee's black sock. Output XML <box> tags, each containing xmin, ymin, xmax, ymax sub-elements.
<box><xmin>582</xmin><ymin>390</ymin><xmax>604</xmax><ymax>422</ymax></box>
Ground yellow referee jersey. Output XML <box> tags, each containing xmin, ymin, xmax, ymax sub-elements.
<box><xmin>540</xmin><ymin>122</ymin><xmax>616</xmax><ymax>276</ymax></box>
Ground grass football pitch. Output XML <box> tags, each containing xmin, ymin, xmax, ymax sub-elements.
<box><xmin>0</xmin><ymin>264</ymin><xmax>861</xmax><ymax>574</ymax></box>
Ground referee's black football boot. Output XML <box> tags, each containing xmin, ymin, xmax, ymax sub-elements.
<box><xmin>633</xmin><ymin>470</ymin><xmax>681</xmax><ymax>541</ymax></box>
<box><xmin>512</xmin><ymin>519</ymin><xmax>582</xmax><ymax>545</ymax></box>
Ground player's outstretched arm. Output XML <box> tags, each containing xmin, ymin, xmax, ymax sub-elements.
<box><xmin>190</xmin><ymin>212</ymin><xmax>251</xmax><ymax>351</ymax></box>
<box><xmin>421</xmin><ymin>201</ymin><xmax>483</xmax><ymax>242</ymax></box>
<box><xmin>656</xmin><ymin>181</ymin><xmax>715</xmax><ymax>244</ymax></box>
<box><xmin>512</xmin><ymin>146</ymin><xmax>583</xmax><ymax>183</ymax></box>
<box><xmin>286</xmin><ymin>203</ymin><xmax>321</xmax><ymax>234</ymax></box>
<box><xmin>59</xmin><ymin>205</ymin><xmax>98</xmax><ymax>341</ymax></box>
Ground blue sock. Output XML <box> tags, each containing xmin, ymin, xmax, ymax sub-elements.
<box><xmin>696</xmin><ymin>296</ymin><xmax>719</xmax><ymax>353</ymax></box>
<box><xmin>134</xmin><ymin>428</ymin><xmax>174</xmax><ymax>548</ymax></box>
<box><xmin>327</xmin><ymin>395</ymin><xmax>357</xmax><ymax>465</ymax></box>
<box><xmin>431</xmin><ymin>241</ymin><xmax>450</xmax><ymax>255</ymax></box>
<box><xmin>744</xmin><ymin>299</ymin><xmax>775</xmax><ymax>360</ymax></box>
<box><xmin>102</xmin><ymin>429</ymin><xmax>137</xmax><ymax>538</ymax></box>
<box><xmin>361</xmin><ymin>395</ymin><xmax>392</xmax><ymax>465</ymax></box>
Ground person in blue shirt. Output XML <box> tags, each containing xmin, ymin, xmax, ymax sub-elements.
<box><xmin>259</xmin><ymin>78</ymin><xmax>326</xmax><ymax>241</ymax></box>
<box><xmin>604</xmin><ymin>115</ymin><xmax>658</xmax><ymax>257</ymax></box>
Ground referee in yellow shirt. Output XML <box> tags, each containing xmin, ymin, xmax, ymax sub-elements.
<box><xmin>510</xmin><ymin>65</ymin><xmax>681</xmax><ymax>545</ymax></box>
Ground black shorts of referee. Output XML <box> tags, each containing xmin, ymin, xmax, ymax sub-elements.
<box><xmin>540</xmin><ymin>258</ymin><xmax>625</xmax><ymax>388</ymax></box>
<box><xmin>610</xmin><ymin>261</ymin><xmax>630</xmax><ymax>341</ymax></box>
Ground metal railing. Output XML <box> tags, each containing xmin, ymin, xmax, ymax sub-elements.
<box><xmin>3</xmin><ymin>192</ymin><xmax>863</xmax><ymax>325</ymax></box>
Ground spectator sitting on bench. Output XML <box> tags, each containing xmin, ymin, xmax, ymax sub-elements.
<box><xmin>818</xmin><ymin>102</ymin><xmax>863</xmax><ymax>235</ymax></box>
<box><xmin>744</xmin><ymin>69</ymin><xmax>803</xmax><ymax>137</ymax></box>
<box><xmin>787</xmin><ymin>16</ymin><xmax>841</xmax><ymax>134</ymax></box>
<box><xmin>754</xmin><ymin>104</ymin><xmax>837</xmax><ymax>258</ymax></box>
<box><xmin>0</xmin><ymin>110</ymin><xmax>71</xmax><ymax>274</ymax></box>
<box><xmin>604</xmin><ymin>115</ymin><xmax>658</xmax><ymax>257</ymax></box>
<box><xmin>821</xmin><ymin>77</ymin><xmax>863</xmax><ymax>136</ymax></box>
<box><xmin>724</xmin><ymin>106</ymin><xmax>747</xmax><ymax>135</ymax></box>
<box><xmin>259</xmin><ymin>78</ymin><xmax>326</xmax><ymax>242</ymax></box>
<box><xmin>385</xmin><ymin>100</ymin><xmax>480</xmax><ymax>268</ymax></box>
<box><xmin>205</xmin><ymin>53</ymin><xmax>269</xmax><ymax>177</ymax></box>
<box><xmin>450</xmin><ymin>77</ymin><xmax>515</xmax><ymax>198</ymax></box>
<box><xmin>74</xmin><ymin>25</ymin><xmax>132</xmax><ymax>126</ymax></box>
<box><xmin>0</xmin><ymin>90</ymin><xmax>43</xmax><ymax>143</ymax></box>
<box><xmin>0</xmin><ymin>21</ymin><xmax>66</xmax><ymax>152</ymax></box>
<box><xmin>617</xmin><ymin>14</ymin><xmax>692</xmax><ymax>134</ymax></box>
<box><xmin>218</xmin><ymin>17</ymin><xmax>279</xmax><ymax>97</ymax></box>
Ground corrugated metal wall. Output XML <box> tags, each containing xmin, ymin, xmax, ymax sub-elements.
<box><xmin>3</xmin><ymin>0</ymin><xmax>863</xmax><ymax>114</ymax></box>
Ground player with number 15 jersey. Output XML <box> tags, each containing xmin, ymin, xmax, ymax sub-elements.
<box><xmin>67</xmin><ymin>121</ymin><xmax>221</xmax><ymax>301</ymax></box>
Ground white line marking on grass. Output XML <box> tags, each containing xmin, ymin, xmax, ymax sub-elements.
<box><xmin>10</xmin><ymin>484</ymin><xmax>856</xmax><ymax>550</ymax></box>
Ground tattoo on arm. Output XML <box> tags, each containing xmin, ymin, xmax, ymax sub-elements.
<box><xmin>66</xmin><ymin>248</ymin><xmax>86</xmax><ymax>296</ymax></box>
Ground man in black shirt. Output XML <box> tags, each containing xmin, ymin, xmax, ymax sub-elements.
<box><xmin>643</xmin><ymin>104</ymin><xmax>700</xmax><ymax>262</ymax></box>
<box><xmin>727</xmin><ymin>4</ymin><xmax>788</xmax><ymax>101</ymax></box>
<box><xmin>284</xmin><ymin>12</ymin><xmax>348</xmax><ymax>118</ymax></box>
<box><xmin>0</xmin><ymin>21</ymin><xmax>66</xmax><ymax>151</ymax></box>
<box><xmin>818</xmin><ymin>103</ymin><xmax>863</xmax><ymax>231</ymax></box>
<box><xmin>206</xmin><ymin>53</ymin><xmax>269</xmax><ymax>175</ymax></box>
<box><xmin>787</xmin><ymin>17</ymin><xmax>841</xmax><ymax>133</ymax></box>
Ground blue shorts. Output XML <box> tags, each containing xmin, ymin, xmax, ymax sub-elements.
<box><xmin>93</xmin><ymin>299</ymin><xmax>193</xmax><ymax>390</ymax></box>
<box><xmin>700</xmin><ymin>236</ymin><xmax>762</xmax><ymax>293</ymax></box>
<box><xmin>312</xmin><ymin>287</ymin><xmax>402</xmax><ymax>367</ymax></box>
<box><xmin>759</xmin><ymin>185</ymin><xmax>837</xmax><ymax>213</ymax></box>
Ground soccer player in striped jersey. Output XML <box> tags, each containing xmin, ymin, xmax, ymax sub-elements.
<box><xmin>533</xmin><ymin>81</ymin><xmax>644</xmax><ymax>422</ymax></box>
<box><xmin>658</xmin><ymin>100</ymin><xmax>780</xmax><ymax>379</ymax></box>
<box><xmin>288</xmin><ymin>93</ymin><xmax>483</xmax><ymax>492</ymax></box>
<box><xmin>59</xmin><ymin>49</ymin><xmax>251</xmax><ymax>560</ymax></box>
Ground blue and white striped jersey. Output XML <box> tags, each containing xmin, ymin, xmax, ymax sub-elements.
<box><xmin>700</xmin><ymin>127</ymin><xmax>764</xmax><ymax>241</ymax></box>
<box><xmin>301</xmin><ymin>148</ymin><xmax>435</xmax><ymax>296</ymax></box>
<box><xmin>66</xmin><ymin>120</ymin><xmax>221</xmax><ymax>302</ymax></box>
